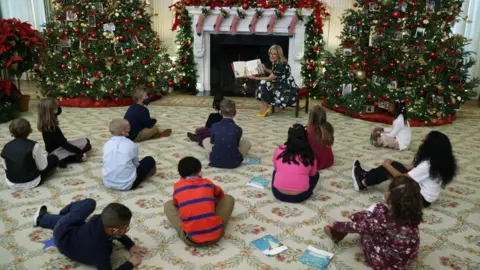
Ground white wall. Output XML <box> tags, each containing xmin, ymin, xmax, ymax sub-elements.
<box><xmin>151</xmin><ymin>0</ymin><xmax>354</xmax><ymax>54</ymax></box>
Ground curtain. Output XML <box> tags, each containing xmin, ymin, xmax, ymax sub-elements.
<box><xmin>454</xmin><ymin>0</ymin><xmax>480</xmax><ymax>97</ymax></box>
<box><xmin>0</xmin><ymin>0</ymin><xmax>46</xmax><ymax>30</ymax></box>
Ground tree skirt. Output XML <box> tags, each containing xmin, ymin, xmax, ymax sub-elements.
<box><xmin>322</xmin><ymin>101</ymin><xmax>456</xmax><ymax>127</ymax></box>
<box><xmin>58</xmin><ymin>95</ymin><xmax>161</xmax><ymax>108</ymax></box>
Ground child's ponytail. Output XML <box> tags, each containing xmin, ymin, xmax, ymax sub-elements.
<box><xmin>393</xmin><ymin>99</ymin><xmax>408</xmax><ymax>126</ymax></box>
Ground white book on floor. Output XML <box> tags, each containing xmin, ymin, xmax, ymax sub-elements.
<box><xmin>298</xmin><ymin>245</ymin><xmax>335</xmax><ymax>270</ymax></box>
<box><xmin>232</xmin><ymin>59</ymin><xmax>263</xmax><ymax>78</ymax></box>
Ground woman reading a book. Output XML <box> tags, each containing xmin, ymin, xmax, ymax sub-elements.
<box><xmin>247</xmin><ymin>45</ymin><xmax>298</xmax><ymax>117</ymax></box>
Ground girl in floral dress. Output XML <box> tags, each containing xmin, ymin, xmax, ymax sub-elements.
<box><xmin>324</xmin><ymin>176</ymin><xmax>423</xmax><ymax>270</ymax></box>
<box><xmin>248</xmin><ymin>45</ymin><xmax>298</xmax><ymax>117</ymax></box>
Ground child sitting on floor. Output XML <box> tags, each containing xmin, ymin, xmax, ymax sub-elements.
<box><xmin>187</xmin><ymin>93</ymin><xmax>224</xmax><ymax>147</ymax></box>
<box><xmin>37</xmin><ymin>97</ymin><xmax>91</xmax><ymax>167</ymax></box>
<box><xmin>370</xmin><ymin>99</ymin><xmax>411</xmax><ymax>150</ymax></box>
<box><xmin>324</xmin><ymin>176</ymin><xmax>423</xmax><ymax>270</ymax></box>
<box><xmin>1</xmin><ymin>118</ymin><xmax>59</xmax><ymax>189</ymax></box>
<box><xmin>124</xmin><ymin>88</ymin><xmax>172</xmax><ymax>142</ymax></box>
<box><xmin>352</xmin><ymin>131</ymin><xmax>457</xmax><ymax>207</ymax></box>
<box><xmin>164</xmin><ymin>156</ymin><xmax>235</xmax><ymax>246</ymax></box>
<box><xmin>307</xmin><ymin>105</ymin><xmax>334</xmax><ymax>170</ymax></box>
<box><xmin>33</xmin><ymin>198</ymin><xmax>148</xmax><ymax>269</ymax></box>
<box><xmin>203</xmin><ymin>99</ymin><xmax>251</xmax><ymax>169</ymax></box>
<box><xmin>272</xmin><ymin>124</ymin><xmax>319</xmax><ymax>203</ymax></box>
<box><xmin>103</xmin><ymin>119</ymin><xmax>157</xmax><ymax>191</ymax></box>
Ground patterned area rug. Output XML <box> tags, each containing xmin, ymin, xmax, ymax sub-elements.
<box><xmin>1</xmin><ymin>96</ymin><xmax>479</xmax><ymax>270</ymax></box>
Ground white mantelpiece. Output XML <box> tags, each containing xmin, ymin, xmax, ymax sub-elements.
<box><xmin>186</xmin><ymin>7</ymin><xmax>312</xmax><ymax>92</ymax></box>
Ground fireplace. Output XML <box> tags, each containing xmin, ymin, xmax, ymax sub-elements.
<box><xmin>186</xmin><ymin>7</ymin><xmax>312</xmax><ymax>94</ymax></box>
<box><xmin>210</xmin><ymin>34</ymin><xmax>289</xmax><ymax>96</ymax></box>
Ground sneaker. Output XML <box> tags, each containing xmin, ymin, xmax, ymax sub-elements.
<box><xmin>353</xmin><ymin>159</ymin><xmax>366</xmax><ymax>175</ymax></box>
<box><xmin>323</xmin><ymin>225</ymin><xmax>348</xmax><ymax>244</ymax></box>
<box><xmin>187</xmin><ymin>132</ymin><xmax>197</xmax><ymax>142</ymax></box>
<box><xmin>352</xmin><ymin>164</ymin><xmax>367</xmax><ymax>191</ymax></box>
<box><xmin>157</xmin><ymin>129</ymin><xmax>172</xmax><ymax>138</ymax></box>
<box><xmin>33</xmin><ymin>205</ymin><xmax>48</xmax><ymax>227</ymax></box>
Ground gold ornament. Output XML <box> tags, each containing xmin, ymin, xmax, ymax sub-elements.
<box><xmin>355</xmin><ymin>70</ymin><xmax>366</xmax><ymax>81</ymax></box>
<box><xmin>451</xmin><ymin>96</ymin><xmax>456</xmax><ymax>104</ymax></box>
<box><xmin>381</xmin><ymin>0</ymin><xmax>392</xmax><ymax>5</ymax></box>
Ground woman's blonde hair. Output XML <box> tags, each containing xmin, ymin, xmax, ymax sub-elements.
<box><xmin>268</xmin><ymin>45</ymin><xmax>288</xmax><ymax>64</ymax></box>
<box><xmin>308</xmin><ymin>105</ymin><xmax>334</xmax><ymax>146</ymax></box>
<box><xmin>37</xmin><ymin>97</ymin><xmax>59</xmax><ymax>132</ymax></box>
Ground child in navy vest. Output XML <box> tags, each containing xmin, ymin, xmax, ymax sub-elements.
<box><xmin>1</xmin><ymin>118</ymin><xmax>59</xmax><ymax>189</ymax></box>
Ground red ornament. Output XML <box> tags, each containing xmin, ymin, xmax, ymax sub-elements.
<box><xmin>449</xmin><ymin>76</ymin><xmax>457</xmax><ymax>81</ymax></box>
<box><xmin>419</xmin><ymin>90</ymin><xmax>425</xmax><ymax>95</ymax></box>
<box><xmin>367</xmin><ymin>93</ymin><xmax>372</xmax><ymax>100</ymax></box>
<box><xmin>147</xmin><ymin>82</ymin><xmax>153</xmax><ymax>87</ymax></box>
<box><xmin>84</xmin><ymin>80</ymin><xmax>90</xmax><ymax>87</ymax></box>
<box><xmin>119</xmin><ymin>84</ymin><xmax>125</xmax><ymax>89</ymax></box>
<box><xmin>389</xmin><ymin>62</ymin><xmax>396</xmax><ymax>68</ymax></box>
<box><xmin>360</xmin><ymin>85</ymin><xmax>366</xmax><ymax>91</ymax></box>
<box><xmin>183</xmin><ymin>59</ymin><xmax>188</xmax><ymax>63</ymax></box>
<box><xmin>94</xmin><ymin>58</ymin><xmax>99</xmax><ymax>63</ymax></box>
<box><xmin>61</xmin><ymin>64</ymin><xmax>67</xmax><ymax>69</ymax></box>
<box><xmin>361</xmin><ymin>61</ymin><xmax>367</xmax><ymax>67</ymax></box>
<box><xmin>374</xmin><ymin>4</ymin><xmax>380</xmax><ymax>10</ymax></box>
<box><xmin>337</xmin><ymin>92</ymin><xmax>342</xmax><ymax>97</ymax></box>
<box><xmin>185</xmin><ymin>0</ymin><xmax>192</xmax><ymax>5</ymax></box>
<box><xmin>405</xmin><ymin>97</ymin><xmax>410</xmax><ymax>104</ymax></box>
<box><xmin>82</xmin><ymin>48</ymin><xmax>87</xmax><ymax>53</ymax></box>
<box><xmin>357</xmin><ymin>20</ymin><xmax>363</xmax><ymax>26</ymax></box>
<box><xmin>34</xmin><ymin>65</ymin><xmax>40</xmax><ymax>72</ymax></box>
<box><xmin>76</xmin><ymin>11</ymin><xmax>81</xmax><ymax>16</ymax></box>
<box><xmin>382</xmin><ymin>22</ymin><xmax>389</xmax><ymax>27</ymax></box>
<box><xmin>124</xmin><ymin>26</ymin><xmax>128</xmax><ymax>30</ymax></box>
<box><xmin>415</xmin><ymin>69</ymin><xmax>422</xmax><ymax>75</ymax></box>
<box><xmin>124</xmin><ymin>18</ymin><xmax>131</xmax><ymax>23</ymax></box>
<box><xmin>454</xmin><ymin>50</ymin><xmax>461</xmax><ymax>56</ymax></box>
<box><xmin>73</xmin><ymin>27</ymin><xmax>80</xmax><ymax>34</ymax></box>
<box><xmin>116</xmin><ymin>60</ymin><xmax>121</xmax><ymax>64</ymax></box>
<box><xmin>362</xmin><ymin>51</ymin><xmax>368</xmax><ymax>56</ymax></box>
<box><xmin>182</xmin><ymin>80</ymin><xmax>187</xmax><ymax>85</ymax></box>
<box><xmin>108</xmin><ymin>90</ymin><xmax>114</xmax><ymax>95</ymax></box>
<box><xmin>141</xmin><ymin>59</ymin><xmax>148</xmax><ymax>65</ymax></box>
<box><xmin>139</xmin><ymin>26</ymin><xmax>145</xmax><ymax>30</ymax></box>
<box><xmin>115</xmin><ymin>19</ymin><xmax>120</xmax><ymax>24</ymax></box>
<box><xmin>89</xmin><ymin>55</ymin><xmax>94</xmax><ymax>60</ymax></box>
<box><xmin>353</xmin><ymin>2</ymin><xmax>359</xmax><ymax>7</ymax></box>
<box><xmin>407</xmin><ymin>73</ymin><xmax>414</xmax><ymax>80</ymax></box>
<box><xmin>392</xmin><ymin>11</ymin><xmax>401</xmax><ymax>19</ymax></box>
<box><xmin>446</xmin><ymin>16</ymin><xmax>454</xmax><ymax>22</ymax></box>
<box><xmin>136</xmin><ymin>76</ymin><xmax>141</xmax><ymax>82</ymax></box>
<box><xmin>91</xmin><ymin>33</ymin><xmax>97</xmax><ymax>39</ymax></box>
<box><xmin>429</xmin><ymin>51</ymin><xmax>437</xmax><ymax>59</ymax></box>
<box><xmin>411</xmin><ymin>2</ymin><xmax>417</xmax><ymax>7</ymax></box>
<box><xmin>242</xmin><ymin>2</ymin><xmax>249</xmax><ymax>9</ymax></box>
<box><xmin>125</xmin><ymin>48</ymin><xmax>133</xmax><ymax>55</ymax></box>
<box><xmin>155</xmin><ymin>45</ymin><xmax>160</xmax><ymax>50</ymax></box>
<box><xmin>115</xmin><ymin>97</ymin><xmax>119</xmax><ymax>102</ymax></box>
<box><xmin>172</xmin><ymin>64</ymin><xmax>176</xmax><ymax>68</ymax></box>
<box><xmin>168</xmin><ymin>81</ymin><xmax>174</xmax><ymax>87</ymax></box>
<box><xmin>136</xmin><ymin>9</ymin><xmax>143</xmax><ymax>15</ymax></box>
<box><xmin>409</xmin><ymin>12</ymin><xmax>415</xmax><ymax>17</ymax></box>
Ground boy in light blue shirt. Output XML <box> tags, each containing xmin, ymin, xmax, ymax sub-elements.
<box><xmin>102</xmin><ymin>119</ymin><xmax>156</xmax><ymax>190</ymax></box>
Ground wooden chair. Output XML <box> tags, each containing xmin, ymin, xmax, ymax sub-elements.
<box><xmin>271</xmin><ymin>88</ymin><xmax>310</xmax><ymax>117</ymax></box>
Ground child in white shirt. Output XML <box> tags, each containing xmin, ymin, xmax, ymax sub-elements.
<box><xmin>352</xmin><ymin>131</ymin><xmax>457</xmax><ymax>207</ymax></box>
<box><xmin>371</xmin><ymin>99</ymin><xmax>411</xmax><ymax>150</ymax></box>
<box><xmin>103</xmin><ymin>119</ymin><xmax>156</xmax><ymax>191</ymax></box>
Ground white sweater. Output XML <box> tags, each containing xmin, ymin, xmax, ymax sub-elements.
<box><xmin>383</xmin><ymin>115</ymin><xmax>411</xmax><ymax>150</ymax></box>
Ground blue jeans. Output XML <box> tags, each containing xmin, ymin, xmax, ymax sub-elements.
<box><xmin>39</xmin><ymin>199</ymin><xmax>97</xmax><ymax>231</ymax></box>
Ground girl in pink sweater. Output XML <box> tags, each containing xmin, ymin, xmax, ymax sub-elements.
<box><xmin>272</xmin><ymin>124</ymin><xmax>319</xmax><ymax>203</ymax></box>
<box><xmin>307</xmin><ymin>105</ymin><xmax>334</xmax><ymax>170</ymax></box>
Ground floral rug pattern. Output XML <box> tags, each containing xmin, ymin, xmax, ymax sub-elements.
<box><xmin>0</xmin><ymin>96</ymin><xmax>479</xmax><ymax>270</ymax></box>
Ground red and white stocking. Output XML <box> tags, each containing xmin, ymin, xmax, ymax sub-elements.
<box><xmin>213</xmin><ymin>14</ymin><xmax>224</xmax><ymax>34</ymax></box>
<box><xmin>195</xmin><ymin>14</ymin><xmax>205</xmax><ymax>36</ymax></box>
<box><xmin>230</xmin><ymin>14</ymin><xmax>239</xmax><ymax>34</ymax></box>
<box><xmin>267</xmin><ymin>14</ymin><xmax>276</xmax><ymax>34</ymax></box>
<box><xmin>249</xmin><ymin>15</ymin><xmax>259</xmax><ymax>33</ymax></box>
<box><xmin>288</xmin><ymin>16</ymin><xmax>298</xmax><ymax>36</ymax></box>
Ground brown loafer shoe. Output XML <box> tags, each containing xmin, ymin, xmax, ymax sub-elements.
<box><xmin>324</xmin><ymin>225</ymin><xmax>347</xmax><ymax>244</ymax></box>
<box><xmin>157</xmin><ymin>129</ymin><xmax>172</xmax><ymax>138</ymax></box>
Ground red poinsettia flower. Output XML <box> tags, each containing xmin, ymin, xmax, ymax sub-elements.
<box><xmin>5</xmin><ymin>54</ymin><xmax>23</xmax><ymax>67</ymax></box>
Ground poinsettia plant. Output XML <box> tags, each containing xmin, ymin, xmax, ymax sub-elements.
<box><xmin>0</xmin><ymin>79</ymin><xmax>21</xmax><ymax>123</ymax></box>
<box><xmin>0</xmin><ymin>18</ymin><xmax>46</xmax><ymax>78</ymax></box>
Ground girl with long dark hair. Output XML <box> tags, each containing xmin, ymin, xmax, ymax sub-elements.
<box><xmin>352</xmin><ymin>131</ymin><xmax>457</xmax><ymax>207</ymax></box>
<box><xmin>272</xmin><ymin>124</ymin><xmax>318</xmax><ymax>203</ymax></box>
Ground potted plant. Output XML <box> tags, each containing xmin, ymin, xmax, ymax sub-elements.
<box><xmin>0</xmin><ymin>18</ymin><xmax>46</xmax><ymax>116</ymax></box>
<box><xmin>0</xmin><ymin>79</ymin><xmax>21</xmax><ymax>123</ymax></box>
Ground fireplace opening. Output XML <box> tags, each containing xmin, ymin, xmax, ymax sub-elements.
<box><xmin>210</xmin><ymin>34</ymin><xmax>289</xmax><ymax>97</ymax></box>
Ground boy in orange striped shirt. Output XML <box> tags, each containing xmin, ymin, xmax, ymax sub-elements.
<box><xmin>164</xmin><ymin>156</ymin><xmax>235</xmax><ymax>246</ymax></box>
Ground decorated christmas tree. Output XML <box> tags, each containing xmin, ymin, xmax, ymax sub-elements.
<box><xmin>35</xmin><ymin>0</ymin><xmax>176</xmax><ymax>102</ymax></box>
<box><xmin>319</xmin><ymin>0</ymin><xmax>479</xmax><ymax>124</ymax></box>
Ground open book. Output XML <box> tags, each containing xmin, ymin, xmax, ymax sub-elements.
<box><xmin>251</xmin><ymin>234</ymin><xmax>288</xmax><ymax>256</ymax></box>
<box><xmin>232</xmin><ymin>59</ymin><xmax>263</xmax><ymax>78</ymax></box>
<box><xmin>298</xmin><ymin>246</ymin><xmax>334</xmax><ymax>270</ymax></box>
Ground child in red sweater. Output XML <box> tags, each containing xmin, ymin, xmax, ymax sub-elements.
<box><xmin>307</xmin><ymin>105</ymin><xmax>334</xmax><ymax>170</ymax></box>
<box><xmin>164</xmin><ymin>156</ymin><xmax>235</xmax><ymax>246</ymax></box>
<box><xmin>324</xmin><ymin>176</ymin><xmax>423</xmax><ymax>270</ymax></box>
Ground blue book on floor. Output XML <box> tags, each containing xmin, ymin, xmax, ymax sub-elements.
<box><xmin>298</xmin><ymin>246</ymin><xmax>334</xmax><ymax>270</ymax></box>
<box><xmin>251</xmin><ymin>234</ymin><xmax>288</xmax><ymax>256</ymax></box>
<box><xmin>247</xmin><ymin>177</ymin><xmax>269</xmax><ymax>189</ymax></box>
<box><xmin>243</xmin><ymin>157</ymin><xmax>261</xmax><ymax>165</ymax></box>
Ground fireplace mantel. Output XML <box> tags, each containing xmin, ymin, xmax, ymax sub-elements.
<box><xmin>186</xmin><ymin>7</ymin><xmax>312</xmax><ymax>92</ymax></box>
